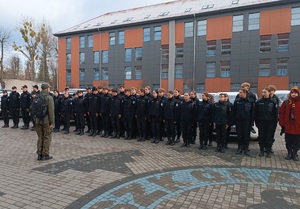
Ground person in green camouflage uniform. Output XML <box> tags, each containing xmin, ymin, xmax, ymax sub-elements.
<box><xmin>35</xmin><ymin>84</ymin><xmax>54</xmax><ymax>161</ymax></box>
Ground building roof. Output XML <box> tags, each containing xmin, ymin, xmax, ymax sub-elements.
<box><xmin>55</xmin><ymin>0</ymin><xmax>282</xmax><ymax>36</ymax></box>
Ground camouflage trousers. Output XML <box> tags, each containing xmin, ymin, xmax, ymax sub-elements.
<box><xmin>36</xmin><ymin>123</ymin><xmax>52</xmax><ymax>156</ymax></box>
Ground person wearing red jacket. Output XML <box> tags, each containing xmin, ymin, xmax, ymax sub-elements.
<box><xmin>279</xmin><ymin>86</ymin><xmax>300</xmax><ymax>161</ymax></box>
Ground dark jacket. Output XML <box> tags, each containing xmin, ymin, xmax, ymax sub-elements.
<box><xmin>110</xmin><ymin>95</ymin><xmax>121</xmax><ymax>116</ymax></box>
<box><xmin>74</xmin><ymin>96</ymin><xmax>85</xmax><ymax>113</ymax></box>
<box><xmin>20</xmin><ymin>91</ymin><xmax>31</xmax><ymax>109</ymax></box>
<box><xmin>135</xmin><ymin>95</ymin><xmax>148</xmax><ymax>117</ymax></box>
<box><xmin>100</xmin><ymin>93</ymin><xmax>111</xmax><ymax>114</ymax></box>
<box><xmin>53</xmin><ymin>95</ymin><xmax>62</xmax><ymax>113</ymax></box>
<box><xmin>179</xmin><ymin>100</ymin><xmax>196</xmax><ymax>121</ymax></box>
<box><xmin>121</xmin><ymin>95</ymin><xmax>135</xmax><ymax>118</ymax></box>
<box><xmin>196</xmin><ymin>100</ymin><xmax>213</xmax><ymax>122</ymax></box>
<box><xmin>255</xmin><ymin>97</ymin><xmax>278</xmax><ymax>123</ymax></box>
<box><xmin>148</xmin><ymin>97</ymin><xmax>161</xmax><ymax>117</ymax></box>
<box><xmin>213</xmin><ymin>101</ymin><xmax>231</xmax><ymax>125</ymax></box>
<box><xmin>9</xmin><ymin>91</ymin><xmax>20</xmax><ymax>109</ymax></box>
<box><xmin>233</xmin><ymin>97</ymin><xmax>254</xmax><ymax>122</ymax></box>
<box><xmin>1</xmin><ymin>95</ymin><xmax>9</xmax><ymax>109</ymax></box>
<box><xmin>60</xmin><ymin>96</ymin><xmax>73</xmax><ymax>113</ymax></box>
<box><xmin>162</xmin><ymin>97</ymin><xmax>178</xmax><ymax>120</ymax></box>
<box><xmin>88</xmin><ymin>93</ymin><xmax>100</xmax><ymax>113</ymax></box>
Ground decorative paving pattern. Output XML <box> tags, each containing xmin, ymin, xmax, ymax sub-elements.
<box><xmin>67</xmin><ymin>167</ymin><xmax>300</xmax><ymax>209</ymax></box>
<box><xmin>33</xmin><ymin>150</ymin><xmax>143</xmax><ymax>174</ymax></box>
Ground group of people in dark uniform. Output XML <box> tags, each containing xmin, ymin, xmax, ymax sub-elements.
<box><xmin>1</xmin><ymin>82</ymin><xmax>300</xmax><ymax>161</ymax></box>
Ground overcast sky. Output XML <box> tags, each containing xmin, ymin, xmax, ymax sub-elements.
<box><xmin>0</xmin><ymin>0</ymin><xmax>172</xmax><ymax>57</ymax></box>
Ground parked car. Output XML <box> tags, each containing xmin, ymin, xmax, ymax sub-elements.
<box><xmin>213</xmin><ymin>92</ymin><xmax>259</xmax><ymax>140</ymax></box>
<box><xmin>274</xmin><ymin>90</ymin><xmax>290</xmax><ymax>107</ymax></box>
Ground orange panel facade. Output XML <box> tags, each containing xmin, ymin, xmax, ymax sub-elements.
<box><xmin>257</xmin><ymin>76</ymin><xmax>289</xmax><ymax>97</ymax></box>
<box><xmin>71</xmin><ymin>36</ymin><xmax>80</xmax><ymax>88</ymax></box>
<box><xmin>161</xmin><ymin>79</ymin><xmax>168</xmax><ymax>91</ymax></box>
<box><xmin>58</xmin><ymin>38</ymin><xmax>66</xmax><ymax>92</ymax></box>
<box><xmin>175</xmin><ymin>22</ymin><xmax>184</xmax><ymax>44</ymax></box>
<box><xmin>161</xmin><ymin>24</ymin><xmax>169</xmax><ymax>45</ymax></box>
<box><xmin>124</xmin><ymin>80</ymin><xmax>142</xmax><ymax>89</ymax></box>
<box><xmin>260</xmin><ymin>8</ymin><xmax>291</xmax><ymax>35</ymax></box>
<box><xmin>101</xmin><ymin>32</ymin><xmax>109</xmax><ymax>51</ymax></box>
<box><xmin>206</xmin><ymin>16</ymin><xmax>233</xmax><ymax>41</ymax></box>
<box><xmin>93</xmin><ymin>34</ymin><xmax>101</xmax><ymax>51</ymax></box>
<box><xmin>125</xmin><ymin>28</ymin><xmax>143</xmax><ymax>48</ymax></box>
<box><xmin>174</xmin><ymin>79</ymin><xmax>184</xmax><ymax>94</ymax></box>
<box><xmin>205</xmin><ymin>78</ymin><xmax>231</xmax><ymax>92</ymax></box>
<box><xmin>93</xmin><ymin>80</ymin><xmax>109</xmax><ymax>87</ymax></box>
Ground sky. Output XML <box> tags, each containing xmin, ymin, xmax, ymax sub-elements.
<box><xmin>0</xmin><ymin>0</ymin><xmax>172</xmax><ymax>61</ymax></box>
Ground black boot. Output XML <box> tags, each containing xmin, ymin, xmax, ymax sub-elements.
<box><xmin>166</xmin><ymin>138</ymin><xmax>171</xmax><ymax>145</ymax></box>
<box><xmin>170</xmin><ymin>138</ymin><xmax>175</xmax><ymax>146</ymax></box>
<box><xmin>258</xmin><ymin>149</ymin><xmax>264</xmax><ymax>157</ymax></box>
<box><xmin>236</xmin><ymin>145</ymin><xmax>242</xmax><ymax>155</ymax></box>
<box><xmin>151</xmin><ymin>137</ymin><xmax>156</xmax><ymax>143</ymax></box>
<box><xmin>285</xmin><ymin>148</ymin><xmax>293</xmax><ymax>160</ymax></box>
<box><xmin>175</xmin><ymin>136</ymin><xmax>180</xmax><ymax>143</ymax></box>
<box><xmin>111</xmin><ymin>132</ymin><xmax>117</xmax><ymax>138</ymax></box>
<box><xmin>80</xmin><ymin>129</ymin><xmax>84</xmax><ymax>135</ymax></box>
<box><xmin>244</xmin><ymin>146</ymin><xmax>250</xmax><ymax>156</ymax></box>
<box><xmin>293</xmin><ymin>149</ymin><xmax>299</xmax><ymax>161</ymax></box>
<box><xmin>88</xmin><ymin>130</ymin><xmax>94</xmax><ymax>136</ymax></box>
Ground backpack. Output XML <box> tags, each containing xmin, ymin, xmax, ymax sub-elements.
<box><xmin>31</xmin><ymin>94</ymin><xmax>48</xmax><ymax>119</ymax></box>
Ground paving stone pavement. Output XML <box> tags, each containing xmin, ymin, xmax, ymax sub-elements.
<box><xmin>0</xmin><ymin>120</ymin><xmax>300</xmax><ymax>209</ymax></box>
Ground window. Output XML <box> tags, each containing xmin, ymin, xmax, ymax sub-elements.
<box><xmin>259</xmin><ymin>59</ymin><xmax>271</xmax><ymax>76</ymax></box>
<box><xmin>119</xmin><ymin>31</ymin><xmax>125</xmax><ymax>44</ymax></box>
<box><xmin>176</xmin><ymin>44</ymin><xmax>184</xmax><ymax>58</ymax></box>
<box><xmin>88</xmin><ymin>35</ymin><xmax>93</xmax><ymax>47</ymax></box>
<box><xmin>290</xmin><ymin>82</ymin><xmax>300</xmax><ymax>89</ymax></box>
<box><xmin>202</xmin><ymin>4</ymin><xmax>214</xmax><ymax>9</ymax></box>
<box><xmin>66</xmin><ymin>69</ymin><xmax>71</xmax><ymax>82</ymax></box>
<box><xmin>175</xmin><ymin>64</ymin><xmax>183</xmax><ymax>78</ymax></box>
<box><xmin>158</xmin><ymin>12</ymin><xmax>169</xmax><ymax>17</ymax></box>
<box><xmin>80</xmin><ymin>52</ymin><xmax>85</xmax><ymax>64</ymax></box>
<box><xmin>125</xmin><ymin>66</ymin><xmax>132</xmax><ymax>80</ymax></box>
<box><xmin>94</xmin><ymin>68</ymin><xmax>100</xmax><ymax>80</ymax></box>
<box><xmin>260</xmin><ymin>35</ymin><xmax>271</xmax><ymax>53</ymax></box>
<box><xmin>233</xmin><ymin>15</ymin><xmax>243</xmax><ymax>32</ymax></box>
<box><xmin>66</xmin><ymin>53</ymin><xmax>71</xmax><ymax>65</ymax></box>
<box><xmin>248</xmin><ymin>13</ymin><xmax>260</xmax><ymax>30</ymax></box>
<box><xmin>161</xmin><ymin>64</ymin><xmax>168</xmax><ymax>79</ymax></box>
<box><xmin>80</xmin><ymin>36</ymin><xmax>85</xmax><ymax>48</ymax></box>
<box><xmin>125</xmin><ymin>48</ymin><xmax>132</xmax><ymax>62</ymax></box>
<box><xmin>197</xmin><ymin>20</ymin><xmax>207</xmax><ymax>36</ymax></box>
<box><xmin>277</xmin><ymin>33</ymin><xmax>289</xmax><ymax>52</ymax></box>
<box><xmin>80</xmin><ymin>68</ymin><xmax>85</xmax><ymax>81</ymax></box>
<box><xmin>184</xmin><ymin>22</ymin><xmax>194</xmax><ymax>37</ymax></box>
<box><xmin>135</xmin><ymin>66</ymin><xmax>142</xmax><ymax>79</ymax></box>
<box><xmin>206</xmin><ymin>62</ymin><xmax>216</xmax><ymax>78</ymax></box>
<box><xmin>135</xmin><ymin>48</ymin><xmax>142</xmax><ymax>61</ymax></box>
<box><xmin>109</xmin><ymin>32</ymin><xmax>115</xmax><ymax>45</ymax></box>
<box><xmin>162</xmin><ymin>45</ymin><xmax>169</xmax><ymax>59</ymax></box>
<box><xmin>292</xmin><ymin>7</ymin><xmax>300</xmax><ymax>26</ymax></box>
<box><xmin>66</xmin><ymin>38</ymin><xmax>71</xmax><ymax>50</ymax></box>
<box><xmin>207</xmin><ymin>41</ymin><xmax>216</xmax><ymax>56</ymax></box>
<box><xmin>102</xmin><ymin>51</ymin><xmax>108</xmax><ymax>63</ymax></box>
<box><xmin>143</xmin><ymin>27</ymin><xmax>150</xmax><ymax>42</ymax></box>
<box><xmin>276</xmin><ymin>58</ymin><xmax>288</xmax><ymax>76</ymax></box>
<box><xmin>102</xmin><ymin>67</ymin><xmax>108</xmax><ymax>80</ymax></box>
<box><xmin>221</xmin><ymin>39</ymin><xmax>231</xmax><ymax>55</ymax></box>
<box><xmin>196</xmin><ymin>84</ymin><xmax>205</xmax><ymax>93</ymax></box>
<box><xmin>220</xmin><ymin>61</ymin><xmax>231</xmax><ymax>77</ymax></box>
<box><xmin>154</xmin><ymin>26</ymin><xmax>162</xmax><ymax>40</ymax></box>
<box><xmin>94</xmin><ymin>51</ymin><xmax>100</xmax><ymax>64</ymax></box>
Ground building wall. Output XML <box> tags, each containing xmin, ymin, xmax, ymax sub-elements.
<box><xmin>57</xmin><ymin>1</ymin><xmax>300</xmax><ymax>94</ymax></box>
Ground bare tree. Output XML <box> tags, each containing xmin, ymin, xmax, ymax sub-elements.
<box><xmin>0</xmin><ymin>27</ymin><xmax>11</xmax><ymax>88</ymax></box>
<box><xmin>7</xmin><ymin>55</ymin><xmax>22</xmax><ymax>79</ymax></box>
<box><xmin>12</xmin><ymin>18</ymin><xmax>41</xmax><ymax>81</ymax></box>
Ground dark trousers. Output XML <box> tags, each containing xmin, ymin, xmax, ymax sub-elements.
<box><xmin>285</xmin><ymin>134</ymin><xmax>300</xmax><ymax>151</ymax></box>
<box><xmin>175</xmin><ymin>120</ymin><xmax>181</xmax><ymax>138</ymax></box>
<box><xmin>111</xmin><ymin>115</ymin><xmax>120</xmax><ymax>134</ymax></box>
<box><xmin>198</xmin><ymin>121</ymin><xmax>210</xmax><ymax>145</ymax></box>
<box><xmin>89</xmin><ymin>113</ymin><xmax>98</xmax><ymax>132</ymax></box>
<box><xmin>181</xmin><ymin>120</ymin><xmax>192</xmax><ymax>145</ymax></box>
<box><xmin>226</xmin><ymin>125</ymin><xmax>231</xmax><ymax>146</ymax></box>
<box><xmin>62</xmin><ymin>112</ymin><xmax>70</xmax><ymax>131</ymax></box>
<box><xmin>236</xmin><ymin>120</ymin><xmax>250</xmax><ymax>148</ymax></box>
<box><xmin>150</xmin><ymin>116</ymin><xmax>160</xmax><ymax>139</ymax></box>
<box><xmin>191</xmin><ymin>121</ymin><xmax>197</xmax><ymax>140</ymax></box>
<box><xmin>216</xmin><ymin>124</ymin><xmax>226</xmax><ymax>148</ymax></box>
<box><xmin>101</xmin><ymin>113</ymin><xmax>109</xmax><ymax>132</ymax></box>
<box><xmin>21</xmin><ymin>108</ymin><xmax>30</xmax><ymax>126</ymax></box>
<box><xmin>85</xmin><ymin>113</ymin><xmax>91</xmax><ymax>131</ymax></box>
<box><xmin>136</xmin><ymin>115</ymin><xmax>147</xmax><ymax>138</ymax></box>
<box><xmin>97</xmin><ymin>115</ymin><xmax>102</xmax><ymax>132</ymax></box>
<box><xmin>124</xmin><ymin>116</ymin><xmax>133</xmax><ymax>137</ymax></box>
<box><xmin>257</xmin><ymin>121</ymin><xmax>275</xmax><ymax>151</ymax></box>
<box><xmin>10</xmin><ymin>108</ymin><xmax>19</xmax><ymax>126</ymax></box>
<box><xmin>165</xmin><ymin>119</ymin><xmax>175</xmax><ymax>140</ymax></box>
<box><xmin>54</xmin><ymin>112</ymin><xmax>61</xmax><ymax>130</ymax></box>
<box><xmin>76</xmin><ymin>112</ymin><xmax>85</xmax><ymax>129</ymax></box>
<box><xmin>2</xmin><ymin>108</ymin><xmax>9</xmax><ymax>125</ymax></box>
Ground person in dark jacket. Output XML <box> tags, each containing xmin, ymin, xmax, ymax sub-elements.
<box><xmin>207</xmin><ymin>94</ymin><xmax>215</xmax><ymax>146</ymax></box>
<box><xmin>144</xmin><ymin>86</ymin><xmax>152</xmax><ymax>140</ymax></box>
<box><xmin>109</xmin><ymin>89</ymin><xmax>121</xmax><ymax>139</ymax></box>
<box><xmin>234</xmin><ymin>88</ymin><xmax>254</xmax><ymax>156</ymax></box>
<box><xmin>121</xmin><ymin>88</ymin><xmax>135</xmax><ymax>139</ymax></box>
<box><xmin>255</xmin><ymin>87</ymin><xmax>278</xmax><ymax>158</ymax></box>
<box><xmin>60</xmin><ymin>92</ymin><xmax>72</xmax><ymax>134</ymax></box>
<box><xmin>1</xmin><ymin>90</ymin><xmax>10</xmax><ymax>128</ymax></box>
<box><xmin>135</xmin><ymin>89</ymin><xmax>148</xmax><ymax>142</ymax></box>
<box><xmin>213</xmin><ymin>93</ymin><xmax>231</xmax><ymax>153</ymax></box>
<box><xmin>29</xmin><ymin>91</ymin><xmax>37</xmax><ymax>131</ymax></box>
<box><xmin>268</xmin><ymin>84</ymin><xmax>280</xmax><ymax>153</ymax></box>
<box><xmin>99</xmin><ymin>87</ymin><xmax>111</xmax><ymax>138</ymax></box>
<box><xmin>197</xmin><ymin>92</ymin><xmax>213</xmax><ymax>150</ymax></box>
<box><xmin>73</xmin><ymin>90</ymin><xmax>85</xmax><ymax>135</ymax></box>
<box><xmin>173</xmin><ymin>89</ymin><xmax>183</xmax><ymax>143</ymax></box>
<box><xmin>279</xmin><ymin>86</ymin><xmax>300</xmax><ymax>161</ymax></box>
<box><xmin>179</xmin><ymin>92</ymin><xmax>196</xmax><ymax>148</ymax></box>
<box><xmin>9</xmin><ymin>86</ymin><xmax>20</xmax><ymax>128</ymax></box>
<box><xmin>118</xmin><ymin>85</ymin><xmax>126</xmax><ymax>138</ymax></box>
<box><xmin>162</xmin><ymin>91</ymin><xmax>178</xmax><ymax>146</ymax></box>
<box><xmin>87</xmin><ymin>87</ymin><xmax>100</xmax><ymax>137</ymax></box>
<box><xmin>190</xmin><ymin>91</ymin><xmax>198</xmax><ymax>144</ymax></box>
<box><xmin>20</xmin><ymin>85</ymin><xmax>31</xmax><ymax>129</ymax></box>
<box><xmin>224</xmin><ymin>93</ymin><xmax>234</xmax><ymax>149</ymax></box>
<box><xmin>32</xmin><ymin>85</ymin><xmax>40</xmax><ymax>95</ymax></box>
<box><xmin>96</xmin><ymin>86</ymin><xmax>103</xmax><ymax>135</ymax></box>
<box><xmin>52</xmin><ymin>90</ymin><xmax>61</xmax><ymax>132</ymax></box>
<box><xmin>148</xmin><ymin>90</ymin><xmax>162</xmax><ymax>144</ymax></box>
<box><xmin>84</xmin><ymin>87</ymin><xmax>92</xmax><ymax>133</ymax></box>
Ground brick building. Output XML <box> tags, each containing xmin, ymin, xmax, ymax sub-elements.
<box><xmin>54</xmin><ymin>0</ymin><xmax>300</xmax><ymax>93</ymax></box>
